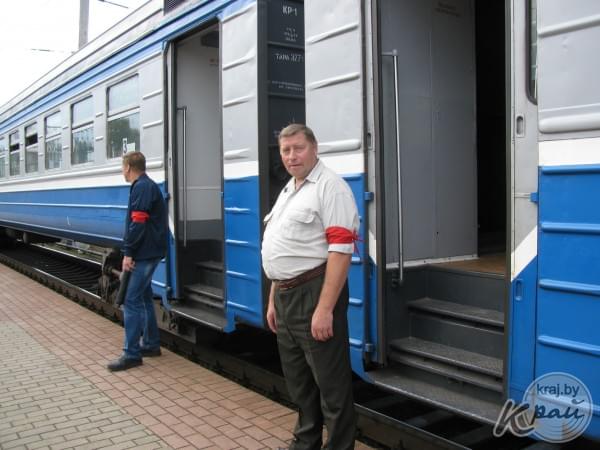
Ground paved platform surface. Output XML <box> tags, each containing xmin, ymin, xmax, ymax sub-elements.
<box><xmin>0</xmin><ymin>265</ymin><xmax>373</xmax><ymax>449</ymax></box>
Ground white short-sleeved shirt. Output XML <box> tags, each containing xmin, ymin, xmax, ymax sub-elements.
<box><xmin>261</xmin><ymin>159</ymin><xmax>359</xmax><ymax>281</ymax></box>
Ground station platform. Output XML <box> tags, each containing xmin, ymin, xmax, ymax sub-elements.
<box><xmin>0</xmin><ymin>265</ymin><xmax>373</xmax><ymax>449</ymax></box>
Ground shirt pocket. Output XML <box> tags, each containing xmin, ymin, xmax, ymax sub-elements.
<box><xmin>282</xmin><ymin>208</ymin><xmax>317</xmax><ymax>241</ymax></box>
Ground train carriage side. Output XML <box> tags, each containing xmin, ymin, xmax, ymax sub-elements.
<box><xmin>306</xmin><ymin>0</ymin><xmax>600</xmax><ymax>441</ymax></box>
<box><xmin>0</xmin><ymin>2</ymin><xmax>172</xmax><ymax>301</ymax></box>
<box><xmin>527</xmin><ymin>0</ymin><xmax>600</xmax><ymax>439</ymax></box>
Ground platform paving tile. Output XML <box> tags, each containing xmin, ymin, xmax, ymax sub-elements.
<box><xmin>0</xmin><ymin>264</ymin><xmax>374</xmax><ymax>449</ymax></box>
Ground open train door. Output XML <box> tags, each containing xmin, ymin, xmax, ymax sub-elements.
<box><xmin>304</xmin><ymin>0</ymin><xmax>372</xmax><ymax>377</ymax></box>
<box><xmin>506</xmin><ymin>0</ymin><xmax>540</xmax><ymax>407</ymax></box>
<box><xmin>220</xmin><ymin>1</ymin><xmax>264</xmax><ymax>330</ymax></box>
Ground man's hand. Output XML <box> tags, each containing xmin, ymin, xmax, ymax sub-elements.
<box><xmin>267</xmin><ymin>301</ymin><xmax>277</xmax><ymax>333</ymax></box>
<box><xmin>122</xmin><ymin>256</ymin><xmax>135</xmax><ymax>272</ymax></box>
<box><xmin>311</xmin><ymin>306</ymin><xmax>334</xmax><ymax>341</ymax></box>
<box><xmin>266</xmin><ymin>283</ymin><xmax>277</xmax><ymax>333</ymax></box>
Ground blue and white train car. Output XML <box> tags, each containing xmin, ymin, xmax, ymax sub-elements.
<box><xmin>0</xmin><ymin>0</ymin><xmax>598</xmax><ymax>442</ymax></box>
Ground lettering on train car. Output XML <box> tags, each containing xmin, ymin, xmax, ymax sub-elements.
<box><xmin>268</xmin><ymin>0</ymin><xmax>304</xmax><ymax>45</ymax></box>
<box><xmin>268</xmin><ymin>47</ymin><xmax>305</xmax><ymax>96</ymax></box>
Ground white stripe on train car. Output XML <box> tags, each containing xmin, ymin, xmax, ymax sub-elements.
<box><xmin>223</xmin><ymin>160</ymin><xmax>259</xmax><ymax>180</ymax></box>
<box><xmin>539</xmin><ymin>136</ymin><xmax>600</xmax><ymax>167</ymax></box>
<box><xmin>0</xmin><ymin>160</ymin><xmax>164</xmax><ymax>193</ymax></box>
<box><xmin>511</xmin><ymin>225</ymin><xmax>537</xmax><ymax>281</ymax></box>
<box><xmin>319</xmin><ymin>152</ymin><xmax>364</xmax><ymax>175</ymax></box>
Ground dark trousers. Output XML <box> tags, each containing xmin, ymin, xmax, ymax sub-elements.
<box><xmin>275</xmin><ymin>274</ymin><xmax>356</xmax><ymax>450</ymax></box>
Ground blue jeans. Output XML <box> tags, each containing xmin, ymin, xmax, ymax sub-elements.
<box><xmin>122</xmin><ymin>257</ymin><xmax>161</xmax><ymax>360</ymax></box>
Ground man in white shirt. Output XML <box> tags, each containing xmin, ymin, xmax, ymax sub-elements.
<box><xmin>262</xmin><ymin>124</ymin><xmax>359</xmax><ymax>450</ymax></box>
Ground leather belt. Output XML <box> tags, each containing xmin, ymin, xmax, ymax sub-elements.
<box><xmin>276</xmin><ymin>263</ymin><xmax>327</xmax><ymax>291</ymax></box>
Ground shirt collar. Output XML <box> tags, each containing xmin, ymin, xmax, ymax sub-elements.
<box><xmin>305</xmin><ymin>159</ymin><xmax>323</xmax><ymax>183</ymax></box>
<box><xmin>282</xmin><ymin>159</ymin><xmax>323</xmax><ymax>193</ymax></box>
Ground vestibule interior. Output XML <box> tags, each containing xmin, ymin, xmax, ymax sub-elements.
<box><xmin>174</xmin><ymin>27</ymin><xmax>223</xmax><ymax>290</ymax></box>
<box><xmin>380</xmin><ymin>0</ymin><xmax>506</xmax><ymax>269</ymax></box>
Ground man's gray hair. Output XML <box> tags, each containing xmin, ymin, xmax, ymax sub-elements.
<box><xmin>278</xmin><ymin>124</ymin><xmax>317</xmax><ymax>146</ymax></box>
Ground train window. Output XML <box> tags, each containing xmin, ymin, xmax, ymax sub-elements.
<box><xmin>45</xmin><ymin>112</ymin><xmax>62</xmax><ymax>170</ymax></box>
<box><xmin>527</xmin><ymin>0</ymin><xmax>538</xmax><ymax>103</ymax></box>
<box><xmin>107</xmin><ymin>76</ymin><xmax>140</xmax><ymax>158</ymax></box>
<box><xmin>71</xmin><ymin>97</ymin><xmax>94</xmax><ymax>165</ymax></box>
<box><xmin>9</xmin><ymin>131</ymin><xmax>20</xmax><ymax>176</ymax></box>
<box><xmin>25</xmin><ymin>123</ymin><xmax>38</xmax><ymax>173</ymax></box>
<box><xmin>0</xmin><ymin>137</ymin><xmax>6</xmax><ymax>178</ymax></box>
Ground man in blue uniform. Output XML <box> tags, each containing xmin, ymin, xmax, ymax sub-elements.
<box><xmin>108</xmin><ymin>151</ymin><xmax>167</xmax><ymax>372</ymax></box>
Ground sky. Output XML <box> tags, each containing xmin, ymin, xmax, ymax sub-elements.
<box><xmin>0</xmin><ymin>0</ymin><xmax>149</xmax><ymax>107</ymax></box>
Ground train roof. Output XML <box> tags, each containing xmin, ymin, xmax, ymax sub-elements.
<box><xmin>0</xmin><ymin>0</ymin><xmax>168</xmax><ymax>123</ymax></box>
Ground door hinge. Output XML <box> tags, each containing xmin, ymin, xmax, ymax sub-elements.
<box><xmin>364</xmin><ymin>191</ymin><xmax>374</xmax><ymax>201</ymax></box>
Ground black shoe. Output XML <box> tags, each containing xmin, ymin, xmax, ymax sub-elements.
<box><xmin>140</xmin><ymin>347</ymin><xmax>162</xmax><ymax>357</ymax></box>
<box><xmin>107</xmin><ymin>355</ymin><xmax>143</xmax><ymax>372</ymax></box>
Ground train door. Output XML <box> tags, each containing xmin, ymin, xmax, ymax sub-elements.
<box><xmin>370</xmin><ymin>0</ymin><xmax>509</xmax><ymax>423</ymax></box>
<box><xmin>169</xmin><ymin>25</ymin><xmax>227</xmax><ymax>330</ymax></box>
<box><xmin>527</xmin><ymin>0</ymin><xmax>600</xmax><ymax>439</ymax></box>
<box><xmin>506</xmin><ymin>0</ymin><xmax>539</xmax><ymax>409</ymax></box>
<box><xmin>221</xmin><ymin>1</ymin><xmax>265</xmax><ymax>330</ymax></box>
<box><xmin>304</xmin><ymin>0</ymin><xmax>372</xmax><ymax>377</ymax></box>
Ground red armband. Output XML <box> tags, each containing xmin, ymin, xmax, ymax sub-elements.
<box><xmin>131</xmin><ymin>211</ymin><xmax>150</xmax><ymax>223</ymax></box>
<box><xmin>325</xmin><ymin>226</ymin><xmax>357</xmax><ymax>244</ymax></box>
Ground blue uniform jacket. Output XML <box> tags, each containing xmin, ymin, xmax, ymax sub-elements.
<box><xmin>123</xmin><ymin>173</ymin><xmax>167</xmax><ymax>260</ymax></box>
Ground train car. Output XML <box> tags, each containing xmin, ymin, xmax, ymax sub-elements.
<box><xmin>0</xmin><ymin>0</ymin><xmax>598</xmax><ymax>442</ymax></box>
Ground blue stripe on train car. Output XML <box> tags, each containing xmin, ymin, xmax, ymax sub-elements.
<box><xmin>0</xmin><ymin>182</ymin><xmax>173</xmax><ymax>305</ymax></box>
<box><xmin>0</xmin><ymin>185</ymin><xmax>130</xmax><ymax>245</ymax></box>
<box><xmin>223</xmin><ymin>176</ymin><xmax>263</xmax><ymax>331</ymax></box>
<box><xmin>536</xmin><ymin>164</ymin><xmax>600</xmax><ymax>439</ymax></box>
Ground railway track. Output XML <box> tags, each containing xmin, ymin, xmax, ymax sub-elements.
<box><xmin>0</xmin><ymin>242</ymin><xmax>596</xmax><ymax>450</ymax></box>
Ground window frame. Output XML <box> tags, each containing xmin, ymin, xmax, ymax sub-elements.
<box><xmin>526</xmin><ymin>0</ymin><xmax>538</xmax><ymax>104</ymax></box>
<box><xmin>106</xmin><ymin>75</ymin><xmax>140</xmax><ymax>160</ymax></box>
<box><xmin>24</xmin><ymin>122</ymin><xmax>39</xmax><ymax>174</ymax></box>
<box><xmin>71</xmin><ymin>96</ymin><xmax>95</xmax><ymax>166</ymax></box>
<box><xmin>0</xmin><ymin>136</ymin><xmax>6</xmax><ymax>178</ymax></box>
<box><xmin>45</xmin><ymin>111</ymin><xmax>63</xmax><ymax>171</ymax></box>
<box><xmin>9</xmin><ymin>130</ymin><xmax>21</xmax><ymax>177</ymax></box>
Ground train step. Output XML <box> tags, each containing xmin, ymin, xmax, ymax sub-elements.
<box><xmin>389</xmin><ymin>337</ymin><xmax>503</xmax><ymax>378</ymax></box>
<box><xmin>170</xmin><ymin>303</ymin><xmax>227</xmax><ymax>331</ymax></box>
<box><xmin>407</xmin><ymin>297</ymin><xmax>504</xmax><ymax>329</ymax></box>
<box><xmin>426</xmin><ymin>264</ymin><xmax>505</xmax><ymax>313</ymax></box>
<box><xmin>388</xmin><ymin>351</ymin><xmax>503</xmax><ymax>393</ymax></box>
<box><xmin>195</xmin><ymin>260</ymin><xmax>223</xmax><ymax>272</ymax></box>
<box><xmin>368</xmin><ymin>367</ymin><xmax>503</xmax><ymax>424</ymax></box>
<box><xmin>185</xmin><ymin>283</ymin><xmax>223</xmax><ymax>302</ymax></box>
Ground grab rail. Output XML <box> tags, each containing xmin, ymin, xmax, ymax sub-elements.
<box><xmin>382</xmin><ymin>51</ymin><xmax>403</xmax><ymax>283</ymax></box>
<box><xmin>177</xmin><ymin>106</ymin><xmax>188</xmax><ymax>247</ymax></box>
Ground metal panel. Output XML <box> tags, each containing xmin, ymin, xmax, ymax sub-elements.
<box><xmin>533</xmin><ymin>0</ymin><xmax>600</xmax><ymax>439</ymax></box>
<box><xmin>304</xmin><ymin>0</ymin><xmax>370</xmax><ymax>376</ymax></box>
<box><xmin>379</xmin><ymin>0</ymin><xmax>477</xmax><ymax>263</ymax></box>
<box><xmin>221</xmin><ymin>1</ymin><xmax>263</xmax><ymax>329</ymax></box>
<box><xmin>537</xmin><ymin>0</ymin><xmax>600</xmax><ymax>135</ymax></box>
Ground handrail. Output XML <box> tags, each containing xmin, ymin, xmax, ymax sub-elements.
<box><xmin>177</xmin><ymin>106</ymin><xmax>188</xmax><ymax>248</ymax></box>
<box><xmin>382</xmin><ymin>51</ymin><xmax>403</xmax><ymax>283</ymax></box>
